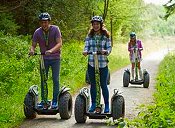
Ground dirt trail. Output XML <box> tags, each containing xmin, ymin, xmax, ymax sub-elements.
<box><xmin>20</xmin><ymin>48</ymin><xmax>170</xmax><ymax>128</ymax></box>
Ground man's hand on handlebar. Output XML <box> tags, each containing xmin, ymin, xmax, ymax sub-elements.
<box><xmin>45</xmin><ymin>50</ymin><xmax>52</xmax><ymax>55</ymax></box>
<box><xmin>29</xmin><ymin>49</ymin><xmax>35</xmax><ymax>56</ymax></box>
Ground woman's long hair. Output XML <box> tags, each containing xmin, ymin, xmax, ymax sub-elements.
<box><xmin>129</xmin><ymin>38</ymin><xmax>136</xmax><ymax>47</ymax></box>
<box><xmin>88</xmin><ymin>24</ymin><xmax>110</xmax><ymax>38</ymax></box>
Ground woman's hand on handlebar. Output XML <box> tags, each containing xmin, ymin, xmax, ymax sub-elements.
<box><xmin>83</xmin><ymin>50</ymin><xmax>108</xmax><ymax>56</ymax></box>
<box><xmin>139</xmin><ymin>48</ymin><xmax>143</xmax><ymax>51</ymax></box>
<box><xmin>101</xmin><ymin>50</ymin><xmax>108</xmax><ymax>55</ymax></box>
<box><xmin>82</xmin><ymin>51</ymin><xmax>88</xmax><ymax>56</ymax></box>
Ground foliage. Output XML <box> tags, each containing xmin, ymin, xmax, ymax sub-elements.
<box><xmin>60</xmin><ymin>40</ymin><xmax>87</xmax><ymax>93</ymax></box>
<box><xmin>126</xmin><ymin>53</ymin><xmax>175</xmax><ymax>128</ymax></box>
<box><xmin>0</xmin><ymin>0</ymin><xmax>95</xmax><ymax>40</ymax></box>
<box><xmin>0</xmin><ymin>0</ymin><xmax>151</xmax><ymax>42</ymax></box>
<box><xmin>0</xmin><ymin>33</ymin><xmax>39</xmax><ymax>128</ymax></box>
<box><xmin>0</xmin><ymin>12</ymin><xmax>19</xmax><ymax>35</ymax></box>
<box><xmin>142</xmin><ymin>4</ymin><xmax>175</xmax><ymax>37</ymax></box>
<box><xmin>105</xmin><ymin>0</ymin><xmax>145</xmax><ymax>43</ymax></box>
<box><xmin>1</xmin><ymin>0</ymin><xmax>175</xmax><ymax>42</ymax></box>
<box><xmin>164</xmin><ymin>0</ymin><xmax>175</xmax><ymax>19</ymax></box>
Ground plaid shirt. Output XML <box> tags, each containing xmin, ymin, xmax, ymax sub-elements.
<box><xmin>83</xmin><ymin>34</ymin><xmax>112</xmax><ymax>68</ymax></box>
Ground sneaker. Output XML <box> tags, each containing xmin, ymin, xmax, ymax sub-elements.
<box><xmin>37</xmin><ymin>101</ymin><xmax>44</xmax><ymax>108</ymax></box>
<box><xmin>104</xmin><ymin>103</ymin><xmax>109</xmax><ymax>113</ymax></box>
<box><xmin>51</xmin><ymin>101</ymin><xmax>58</xmax><ymax>109</ymax></box>
<box><xmin>89</xmin><ymin>103</ymin><xmax>96</xmax><ymax>112</ymax></box>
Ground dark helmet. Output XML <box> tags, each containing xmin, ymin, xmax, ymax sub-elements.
<box><xmin>91</xmin><ymin>16</ymin><xmax>103</xmax><ymax>24</ymax></box>
<box><xmin>130</xmin><ymin>32</ymin><xmax>136</xmax><ymax>38</ymax></box>
<box><xmin>39</xmin><ymin>12</ymin><xmax>51</xmax><ymax>21</ymax></box>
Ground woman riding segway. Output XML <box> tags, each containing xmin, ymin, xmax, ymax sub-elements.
<box><xmin>128</xmin><ymin>32</ymin><xmax>143</xmax><ymax>81</ymax></box>
<box><xmin>82</xmin><ymin>16</ymin><xmax>112</xmax><ymax>113</ymax></box>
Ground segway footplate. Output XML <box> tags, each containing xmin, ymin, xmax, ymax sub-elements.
<box><xmin>130</xmin><ymin>80</ymin><xmax>143</xmax><ymax>85</ymax></box>
<box><xmin>87</xmin><ymin>112</ymin><xmax>112</xmax><ymax>119</ymax></box>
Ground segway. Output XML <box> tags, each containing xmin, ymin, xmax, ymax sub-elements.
<box><xmin>123</xmin><ymin>47</ymin><xmax>150</xmax><ymax>88</ymax></box>
<box><xmin>24</xmin><ymin>53</ymin><xmax>72</xmax><ymax>119</ymax></box>
<box><xmin>74</xmin><ymin>51</ymin><xmax>125</xmax><ymax>123</ymax></box>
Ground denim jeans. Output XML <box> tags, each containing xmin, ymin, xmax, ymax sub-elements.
<box><xmin>40</xmin><ymin>59</ymin><xmax>60</xmax><ymax>102</ymax></box>
<box><xmin>88</xmin><ymin>64</ymin><xmax>109</xmax><ymax>105</ymax></box>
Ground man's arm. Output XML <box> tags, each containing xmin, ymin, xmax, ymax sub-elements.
<box><xmin>29</xmin><ymin>42</ymin><xmax>37</xmax><ymax>55</ymax></box>
<box><xmin>45</xmin><ymin>37</ymin><xmax>62</xmax><ymax>54</ymax></box>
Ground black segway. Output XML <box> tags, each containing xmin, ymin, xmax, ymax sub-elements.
<box><xmin>123</xmin><ymin>47</ymin><xmax>150</xmax><ymax>88</ymax></box>
<box><xmin>74</xmin><ymin>51</ymin><xmax>125</xmax><ymax>123</ymax></box>
<box><xmin>24</xmin><ymin>53</ymin><xmax>72</xmax><ymax>119</ymax></box>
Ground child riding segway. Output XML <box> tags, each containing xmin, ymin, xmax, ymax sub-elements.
<box><xmin>74</xmin><ymin>16</ymin><xmax>125</xmax><ymax>123</ymax></box>
<box><xmin>123</xmin><ymin>32</ymin><xmax>150</xmax><ymax>88</ymax></box>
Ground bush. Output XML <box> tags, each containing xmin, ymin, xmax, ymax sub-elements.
<box><xmin>0</xmin><ymin>13</ymin><xmax>19</xmax><ymax>35</ymax></box>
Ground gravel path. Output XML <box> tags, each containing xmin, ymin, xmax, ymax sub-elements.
<box><xmin>20</xmin><ymin>49</ymin><xmax>169</xmax><ymax>128</ymax></box>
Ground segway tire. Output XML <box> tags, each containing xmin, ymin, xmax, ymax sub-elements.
<box><xmin>112</xmin><ymin>95</ymin><xmax>125</xmax><ymax>120</ymax></box>
<box><xmin>143</xmin><ymin>73</ymin><xmax>150</xmax><ymax>88</ymax></box>
<box><xmin>123</xmin><ymin>71</ymin><xmax>130</xmax><ymax>87</ymax></box>
<box><xmin>74</xmin><ymin>95</ymin><xmax>87</xmax><ymax>123</ymax></box>
<box><xmin>59</xmin><ymin>92</ymin><xmax>72</xmax><ymax>119</ymax></box>
<box><xmin>24</xmin><ymin>93</ymin><xmax>36</xmax><ymax>119</ymax></box>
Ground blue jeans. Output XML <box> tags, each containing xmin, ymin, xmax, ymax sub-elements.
<box><xmin>88</xmin><ymin>64</ymin><xmax>109</xmax><ymax>105</ymax></box>
<box><xmin>40</xmin><ymin>59</ymin><xmax>60</xmax><ymax>102</ymax></box>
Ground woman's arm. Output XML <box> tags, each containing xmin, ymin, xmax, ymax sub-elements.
<box><xmin>82</xmin><ymin>36</ymin><xmax>90</xmax><ymax>56</ymax></box>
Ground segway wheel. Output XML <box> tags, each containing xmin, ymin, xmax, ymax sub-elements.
<box><xmin>143</xmin><ymin>73</ymin><xmax>150</xmax><ymax>88</ymax></box>
<box><xmin>112</xmin><ymin>95</ymin><xmax>125</xmax><ymax>120</ymax></box>
<box><xmin>85</xmin><ymin>70</ymin><xmax>90</xmax><ymax>84</ymax></box>
<box><xmin>24</xmin><ymin>93</ymin><xmax>36</xmax><ymax>119</ymax></box>
<box><xmin>123</xmin><ymin>71</ymin><xmax>130</xmax><ymax>87</ymax></box>
<box><xmin>59</xmin><ymin>92</ymin><xmax>72</xmax><ymax>119</ymax></box>
<box><xmin>74</xmin><ymin>95</ymin><xmax>87</xmax><ymax>123</ymax></box>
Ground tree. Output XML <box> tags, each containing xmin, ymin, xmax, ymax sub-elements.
<box><xmin>104</xmin><ymin>0</ymin><xmax>145</xmax><ymax>43</ymax></box>
<box><xmin>164</xmin><ymin>0</ymin><xmax>175</xmax><ymax>19</ymax></box>
<box><xmin>0</xmin><ymin>0</ymin><xmax>96</xmax><ymax>40</ymax></box>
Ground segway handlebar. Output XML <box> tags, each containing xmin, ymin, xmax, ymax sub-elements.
<box><xmin>131</xmin><ymin>47</ymin><xmax>143</xmax><ymax>51</ymax></box>
<box><xmin>33</xmin><ymin>53</ymin><xmax>45</xmax><ymax>55</ymax></box>
<box><xmin>28</xmin><ymin>53</ymin><xmax>45</xmax><ymax>57</ymax></box>
<box><xmin>87</xmin><ymin>51</ymin><xmax>108</xmax><ymax>55</ymax></box>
